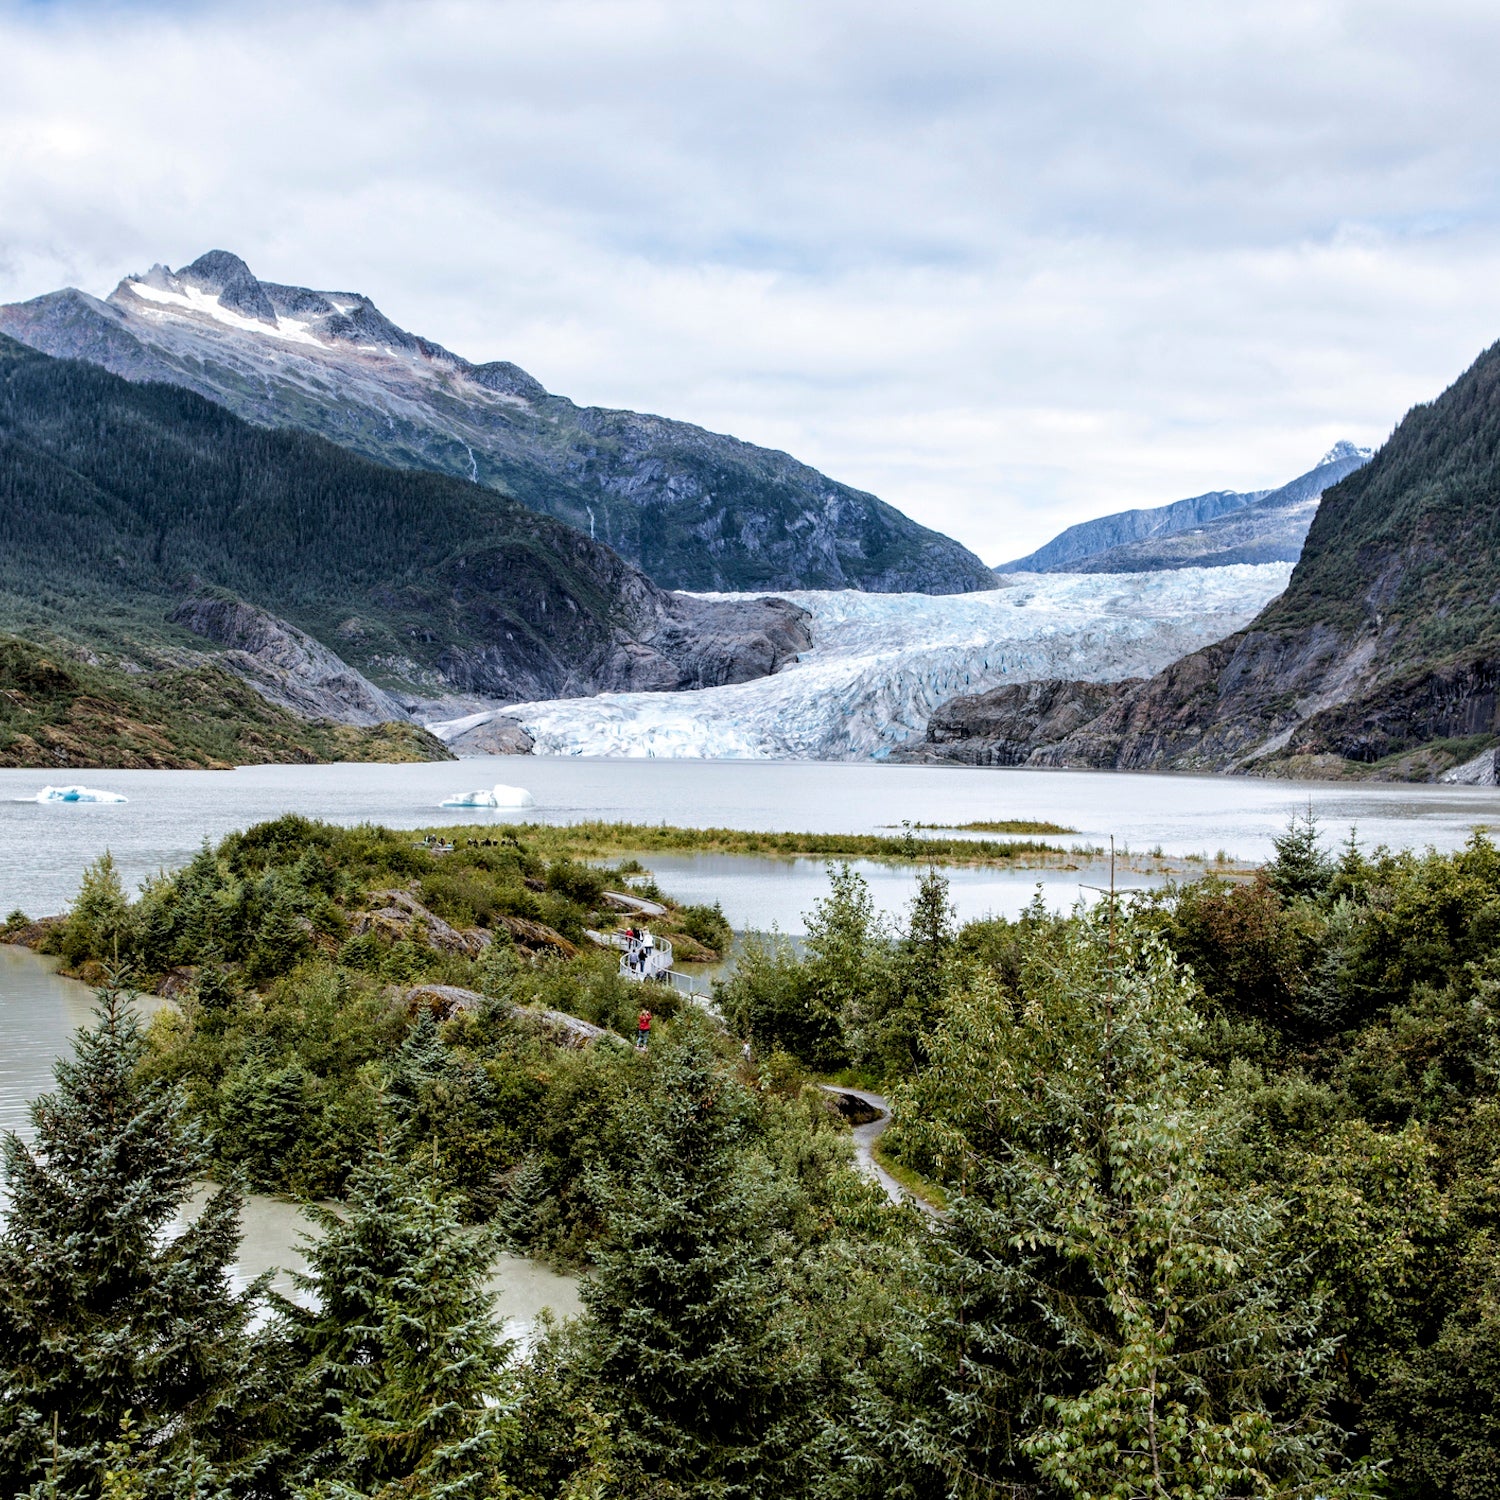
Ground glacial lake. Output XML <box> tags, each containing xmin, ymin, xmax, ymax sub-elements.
<box><xmin>5</xmin><ymin>755</ymin><xmax>1500</xmax><ymax>1313</ymax></box>
<box><xmin>5</xmin><ymin>756</ymin><xmax>1500</xmax><ymax>925</ymax></box>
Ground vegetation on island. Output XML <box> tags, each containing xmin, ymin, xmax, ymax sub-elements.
<box><xmin>497</xmin><ymin>818</ymin><xmax>1069</xmax><ymax>863</ymax></box>
<box><xmin>3</xmin><ymin>809</ymin><xmax>1500</xmax><ymax>1496</ymax></box>
<box><xmin>910</xmin><ymin>817</ymin><xmax>1077</xmax><ymax>834</ymax></box>
<box><xmin>0</xmin><ymin>633</ymin><xmax>451</xmax><ymax>768</ymax></box>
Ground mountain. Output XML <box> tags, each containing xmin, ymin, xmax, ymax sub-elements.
<box><xmin>903</xmin><ymin>343</ymin><xmax>1500</xmax><ymax>781</ymax></box>
<box><xmin>0</xmin><ymin>251</ymin><xmax>996</xmax><ymax>595</ymax></box>
<box><xmin>0</xmin><ymin>333</ymin><xmax>811</xmax><ymax>751</ymax></box>
<box><xmin>995</xmin><ymin>442</ymin><xmax>1371</xmax><ymax>574</ymax></box>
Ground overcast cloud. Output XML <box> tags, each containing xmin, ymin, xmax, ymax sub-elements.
<box><xmin>3</xmin><ymin>0</ymin><xmax>1500</xmax><ymax>561</ymax></box>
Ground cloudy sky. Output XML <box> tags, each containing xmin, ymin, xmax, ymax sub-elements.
<box><xmin>3</xmin><ymin>0</ymin><xmax>1500</xmax><ymax>562</ymax></box>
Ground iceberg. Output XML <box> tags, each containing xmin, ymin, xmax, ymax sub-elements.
<box><xmin>439</xmin><ymin>783</ymin><xmax>536</xmax><ymax>809</ymax></box>
<box><xmin>30</xmin><ymin>785</ymin><xmax>128</xmax><ymax>804</ymax></box>
<box><xmin>428</xmin><ymin>563</ymin><xmax>1294</xmax><ymax>761</ymax></box>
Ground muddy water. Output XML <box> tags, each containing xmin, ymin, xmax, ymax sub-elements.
<box><xmin>0</xmin><ymin>946</ymin><xmax>582</xmax><ymax>1338</ymax></box>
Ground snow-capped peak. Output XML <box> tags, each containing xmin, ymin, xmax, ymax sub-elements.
<box><xmin>1320</xmin><ymin>440</ymin><xmax>1373</xmax><ymax>466</ymax></box>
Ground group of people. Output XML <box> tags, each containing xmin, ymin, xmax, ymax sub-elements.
<box><xmin>623</xmin><ymin>926</ymin><xmax>656</xmax><ymax>975</ymax></box>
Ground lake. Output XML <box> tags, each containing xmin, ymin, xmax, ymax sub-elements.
<box><xmin>4</xmin><ymin>757</ymin><xmax>1499</xmax><ymax>926</ymax></box>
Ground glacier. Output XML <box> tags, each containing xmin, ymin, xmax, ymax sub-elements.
<box><xmin>428</xmin><ymin>564</ymin><xmax>1294</xmax><ymax>761</ymax></box>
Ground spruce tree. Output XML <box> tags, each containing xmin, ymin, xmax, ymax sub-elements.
<box><xmin>867</xmin><ymin>866</ymin><xmax>955</xmax><ymax>1074</ymax></box>
<box><xmin>0</xmin><ymin>984</ymin><xmax>278</xmax><ymax>1500</ymax></box>
<box><xmin>285</xmin><ymin>1140</ymin><xmax>514</xmax><ymax>1500</ymax></box>
<box><xmin>577</xmin><ymin>1035</ymin><xmax>814</xmax><ymax>1497</ymax></box>
<box><xmin>1268</xmin><ymin>807</ymin><xmax>1335</xmax><ymax>903</ymax></box>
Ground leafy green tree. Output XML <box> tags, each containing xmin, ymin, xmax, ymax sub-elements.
<box><xmin>886</xmin><ymin>907</ymin><xmax>1370</xmax><ymax>1499</ymax></box>
<box><xmin>715</xmin><ymin>930</ymin><xmax>824</xmax><ymax>1064</ymax></box>
<box><xmin>286</xmin><ymin>1141</ymin><xmax>514</xmax><ymax>1500</ymax></box>
<box><xmin>0</xmin><ymin>984</ymin><xmax>281</xmax><ymax>1500</ymax></box>
<box><xmin>576</xmin><ymin>1036</ymin><xmax>815</xmax><ymax>1496</ymax></box>
<box><xmin>727</xmin><ymin>862</ymin><xmax>891</xmax><ymax>1072</ymax></box>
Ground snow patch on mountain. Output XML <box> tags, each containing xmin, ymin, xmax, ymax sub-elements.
<box><xmin>124</xmin><ymin>278</ymin><xmax>328</xmax><ymax>348</ymax></box>
<box><xmin>428</xmin><ymin>564</ymin><xmax>1293</xmax><ymax>760</ymax></box>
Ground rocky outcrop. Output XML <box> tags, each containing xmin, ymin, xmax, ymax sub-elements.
<box><xmin>612</xmin><ymin>594</ymin><xmax>812</xmax><ymax>691</ymax></box>
<box><xmin>1</xmin><ymin>251</ymin><xmax>995</xmax><ymax>594</ymax></box>
<box><xmin>405</xmin><ymin>984</ymin><xmax>609</xmax><ymax>1047</ymax></box>
<box><xmin>898</xmin><ymin>678</ymin><xmax>1141</xmax><ymax>766</ymax></box>
<box><xmin>355</xmin><ymin>889</ymin><xmax>578</xmax><ymax>959</ymax></box>
<box><xmin>169</xmin><ymin>597</ymin><xmax>412</xmax><ymax>725</ymax></box>
<box><xmin>442</xmin><ymin>716</ymin><xmax>535</xmax><ymax>756</ymax></box>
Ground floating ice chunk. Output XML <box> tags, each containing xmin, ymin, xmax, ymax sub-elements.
<box><xmin>439</xmin><ymin>783</ymin><xmax>535</xmax><ymax>809</ymax></box>
<box><xmin>30</xmin><ymin>785</ymin><xmax>128</xmax><ymax>804</ymax></box>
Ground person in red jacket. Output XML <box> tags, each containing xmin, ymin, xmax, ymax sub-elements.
<box><xmin>636</xmin><ymin>1009</ymin><xmax>652</xmax><ymax>1049</ymax></box>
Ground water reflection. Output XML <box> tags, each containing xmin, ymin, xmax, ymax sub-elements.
<box><xmin>634</xmin><ymin>851</ymin><xmax>1169</xmax><ymax>934</ymax></box>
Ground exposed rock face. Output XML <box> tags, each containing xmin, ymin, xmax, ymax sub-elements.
<box><xmin>996</xmin><ymin>443</ymin><xmax>1372</xmax><ymax>575</ymax></box>
<box><xmin>914</xmin><ymin>346</ymin><xmax>1500</xmax><ymax>781</ymax></box>
<box><xmin>168</xmin><ymin>597</ymin><xmax>411</xmax><ymax>725</ymax></box>
<box><xmin>996</xmin><ymin>490</ymin><xmax>1267</xmax><ymax>574</ymax></box>
<box><xmin>900</xmin><ymin>678</ymin><xmax>1142</xmax><ymax>766</ymax></box>
<box><xmin>443</xmin><ymin>716</ymin><xmax>535</xmax><ymax>756</ymax></box>
<box><xmin>0</xmin><ymin>252</ymin><xmax>995</xmax><ymax>595</ymax></box>
<box><xmin>1443</xmin><ymin>746</ymin><xmax>1500</xmax><ymax>786</ymax></box>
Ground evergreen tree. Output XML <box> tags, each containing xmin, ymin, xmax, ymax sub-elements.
<box><xmin>853</xmin><ymin>866</ymin><xmax>955</xmax><ymax>1075</ymax></box>
<box><xmin>0</xmin><ymin>984</ymin><xmax>280</xmax><ymax>1500</ymax></box>
<box><xmin>883</xmin><ymin>907</ymin><xmax>1371</xmax><ymax>1499</ymax></box>
<box><xmin>577</xmin><ymin>1036</ymin><xmax>815</xmax><ymax>1497</ymax></box>
<box><xmin>286</xmin><ymin>1141</ymin><xmax>514</xmax><ymax>1500</ymax></box>
<box><xmin>57</xmin><ymin>853</ymin><xmax>132</xmax><ymax>968</ymax></box>
<box><xmin>798</xmin><ymin>863</ymin><xmax>886</xmax><ymax>1070</ymax></box>
<box><xmin>1268</xmin><ymin>807</ymin><xmax>1335</xmax><ymax>903</ymax></box>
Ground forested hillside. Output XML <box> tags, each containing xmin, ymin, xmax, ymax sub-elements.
<box><xmin>0</xmin><ymin>334</ymin><xmax>810</xmax><ymax>722</ymax></box>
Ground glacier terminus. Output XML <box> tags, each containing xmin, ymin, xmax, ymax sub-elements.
<box><xmin>428</xmin><ymin>564</ymin><xmax>1293</xmax><ymax>761</ymax></box>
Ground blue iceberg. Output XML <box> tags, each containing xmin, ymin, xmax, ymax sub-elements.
<box><xmin>439</xmin><ymin>783</ymin><xmax>535</xmax><ymax>810</ymax></box>
<box><xmin>31</xmin><ymin>785</ymin><xmax>128</xmax><ymax>804</ymax></box>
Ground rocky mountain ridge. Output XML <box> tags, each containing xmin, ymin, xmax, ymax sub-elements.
<box><xmin>0</xmin><ymin>251</ymin><xmax>996</xmax><ymax>595</ymax></box>
<box><xmin>996</xmin><ymin>442</ymin><xmax>1372</xmax><ymax>575</ymax></box>
<box><xmin>904</xmin><ymin>345</ymin><xmax>1500</xmax><ymax>782</ymax></box>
